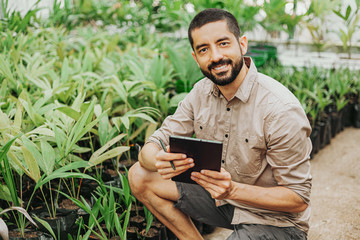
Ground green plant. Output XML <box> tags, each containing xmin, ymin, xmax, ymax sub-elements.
<box><xmin>0</xmin><ymin>0</ymin><xmax>41</xmax><ymax>33</ymax></box>
<box><xmin>63</xmin><ymin>181</ymin><xmax>133</xmax><ymax>240</ymax></box>
<box><xmin>154</xmin><ymin>0</ymin><xmax>194</xmax><ymax>32</ymax></box>
<box><xmin>327</xmin><ymin>69</ymin><xmax>351</xmax><ymax>111</ymax></box>
<box><xmin>0</xmin><ymin>206</ymin><xmax>38</xmax><ymax>240</ymax></box>
<box><xmin>166</xmin><ymin>42</ymin><xmax>203</xmax><ymax>94</ymax></box>
<box><xmin>333</xmin><ymin>0</ymin><xmax>360</xmax><ymax>59</ymax></box>
<box><xmin>143</xmin><ymin>206</ymin><xmax>154</xmax><ymax>234</ymax></box>
<box><xmin>305</xmin><ymin>0</ymin><xmax>341</xmax><ymax>57</ymax></box>
<box><xmin>0</xmin><ymin>135</ymin><xmax>28</xmax><ymax>238</ymax></box>
<box><xmin>260</xmin><ymin>0</ymin><xmax>288</xmax><ymax>40</ymax></box>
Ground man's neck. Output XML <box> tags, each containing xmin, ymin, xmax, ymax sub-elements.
<box><xmin>218</xmin><ymin>62</ymin><xmax>249</xmax><ymax>101</ymax></box>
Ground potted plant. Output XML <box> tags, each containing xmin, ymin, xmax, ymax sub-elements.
<box><xmin>0</xmin><ymin>136</ymin><xmax>55</xmax><ymax>240</ymax></box>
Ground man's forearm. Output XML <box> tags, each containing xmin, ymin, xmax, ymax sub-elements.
<box><xmin>228</xmin><ymin>182</ymin><xmax>307</xmax><ymax>213</ymax></box>
<box><xmin>138</xmin><ymin>142</ymin><xmax>160</xmax><ymax>172</ymax></box>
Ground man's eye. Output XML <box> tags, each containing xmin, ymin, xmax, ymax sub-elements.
<box><xmin>199</xmin><ymin>48</ymin><xmax>207</xmax><ymax>53</ymax></box>
<box><xmin>220</xmin><ymin>42</ymin><xmax>229</xmax><ymax>46</ymax></box>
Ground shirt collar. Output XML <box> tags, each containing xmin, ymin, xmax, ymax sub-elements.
<box><xmin>209</xmin><ymin>57</ymin><xmax>258</xmax><ymax>102</ymax></box>
<box><xmin>234</xmin><ymin>57</ymin><xmax>257</xmax><ymax>103</ymax></box>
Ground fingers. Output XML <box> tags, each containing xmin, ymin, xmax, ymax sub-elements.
<box><xmin>155</xmin><ymin>149</ymin><xmax>194</xmax><ymax>179</ymax></box>
<box><xmin>191</xmin><ymin>171</ymin><xmax>230</xmax><ymax>188</ymax></box>
<box><xmin>190</xmin><ymin>169</ymin><xmax>232</xmax><ymax>200</ymax></box>
<box><xmin>195</xmin><ymin>169</ymin><xmax>231</xmax><ymax>181</ymax></box>
<box><xmin>191</xmin><ymin>174</ymin><xmax>230</xmax><ymax>199</ymax></box>
<box><xmin>156</xmin><ymin>149</ymin><xmax>186</xmax><ymax>161</ymax></box>
<box><xmin>159</xmin><ymin>167</ymin><xmax>190</xmax><ymax>180</ymax></box>
<box><xmin>155</xmin><ymin>157</ymin><xmax>194</xmax><ymax>170</ymax></box>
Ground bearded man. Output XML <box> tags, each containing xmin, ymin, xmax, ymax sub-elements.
<box><xmin>128</xmin><ymin>8</ymin><xmax>312</xmax><ymax>240</ymax></box>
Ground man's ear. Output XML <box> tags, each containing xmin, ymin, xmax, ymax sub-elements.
<box><xmin>192</xmin><ymin>51</ymin><xmax>200</xmax><ymax>67</ymax></box>
<box><xmin>239</xmin><ymin>35</ymin><xmax>248</xmax><ymax>55</ymax></box>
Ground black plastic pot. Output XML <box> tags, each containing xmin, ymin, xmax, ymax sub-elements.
<box><xmin>126</xmin><ymin>226</ymin><xmax>139</xmax><ymax>239</ymax></box>
<box><xmin>330</xmin><ymin>111</ymin><xmax>343</xmax><ymax>138</ymax></box>
<box><xmin>32</xmin><ymin>208</ymin><xmax>78</xmax><ymax>240</ymax></box>
<box><xmin>148</xmin><ymin>220</ymin><xmax>167</xmax><ymax>240</ymax></box>
<box><xmin>6</xmin><ymin>229</ymin><xmax>53</xmax><ymax>240</ymax></box>
<box><xmin>317</xmin><ymin>116</ymin><xmax>331</xmax><ymax>149</ymax></box>
<box><xmin>310</xmin><ymin>126</ymin><xmax>321</xmax><ymax>159</ymax></box>
<box><xmin>353</xmin><ymin>104</ymin><xmax>360</xmax><ymax>128</ymax></box>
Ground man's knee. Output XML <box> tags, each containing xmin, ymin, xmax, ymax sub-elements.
<box><xmin>128</xmin><ymin>162</ymin><xmax>149</xmax><ymax>198</ymax></box>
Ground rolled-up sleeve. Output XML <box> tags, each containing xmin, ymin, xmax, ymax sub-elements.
<box><xmin>147</xmin><ymin>90</ymin><xmax>196</xmax><ymax>148</ymax></box>
<box><xmin>265</xmin><ymin>104</ymin><xmax>312</xmax><ymax>204</ymax></box>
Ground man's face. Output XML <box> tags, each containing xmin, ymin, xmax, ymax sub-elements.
<box><xmin>191</xmin><ymin>20</ymin><xmax>247</xmax><ymax>86</ymax></box>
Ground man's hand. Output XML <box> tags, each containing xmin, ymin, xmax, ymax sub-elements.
<box><xmin>190</xmin><ymin>168</ymin><xmax>233</xmax><ymax>200</ymax></box>
<box><xmin>155</xmin><ymin>147</ymin><xmax>194</xmax><ymax>180</ymax></box>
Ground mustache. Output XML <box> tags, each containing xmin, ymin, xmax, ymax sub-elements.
<box><xmin>208</xmin><ymin>59</ymin><xmax>232</xmax><ymax>71</ymax></box>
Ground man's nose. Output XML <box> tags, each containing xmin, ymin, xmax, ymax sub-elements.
<box><xmin>210</xmin><ymin>48</ymin><xmax>223</xmax><ymax>63</ymax></box>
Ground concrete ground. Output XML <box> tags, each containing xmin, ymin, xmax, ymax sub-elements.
<box><xmin>203</xmin><ymin>127</ymin><xmax>360</xmax><ymax>240</ymax></box>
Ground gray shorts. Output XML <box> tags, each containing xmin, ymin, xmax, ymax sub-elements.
<box><xmin>174</xmin><ymin>182</ymin><xmax>307</xmax><ymax>240</ymax></box>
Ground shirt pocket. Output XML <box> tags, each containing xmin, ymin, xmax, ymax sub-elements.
<box><xmin>228</xmin><ymin>134</ymin><xmax>265</xmax><ymax>182</ymax></box>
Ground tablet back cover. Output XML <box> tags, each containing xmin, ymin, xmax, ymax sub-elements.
<box><xmin>170</xmin><ymin>136</ymin><xmax>223</xmax><ymax>184</ymax></box>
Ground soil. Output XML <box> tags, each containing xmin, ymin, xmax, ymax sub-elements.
<box><xmin>59</xmin><ymin>198</ymin><xmax>79</xmax><ymax>210</ymax></box>
<box><xmin>203</xmin><ymin>127</ymin><xmax>360</xmax><ymax>240</ymax></box>
<box><xmin>8</xmin><ymin>230</ymin><xmax>38</xmax><ymax>238</ymax></box>
<box><xmin>130</xmin><ymin>215</ymin><xmax>145</xmax><ymax>229</ymax></box>
<box><xmin>140</xmin><ymin>228</ymin><xmax>159</xmax><ymax>237</ymax></box>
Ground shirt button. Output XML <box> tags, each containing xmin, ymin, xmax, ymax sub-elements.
<box><xmin>225</xmin><ymin>134</ymin><xmax>228</xmax><ymax>138</ymax></box>
<box><xmin>227</xmin><ymin>107</ymin><xmax>230</xmax><ymax>111</ymax></box>
<box><xmin>221</xmin><ymin>160</ymin><xmax>225</xmax><ymax>163</ymax></box>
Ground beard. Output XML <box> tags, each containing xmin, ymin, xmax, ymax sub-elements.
<box><xmin>200</xmin><ymin>55</ymin><xmax>244</xmax><ymax>86</ymax></box>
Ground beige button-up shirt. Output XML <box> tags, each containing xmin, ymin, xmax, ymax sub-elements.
<box><xmin>148</xmin><ymin>57</ymin><xmax>312</xmax><ymax>233</ymax></box>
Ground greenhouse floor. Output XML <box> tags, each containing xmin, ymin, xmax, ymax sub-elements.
<box><xmin>203</xmin><ymin>127</ymin><xmax>360</xmax><ymax>240</ymax></box>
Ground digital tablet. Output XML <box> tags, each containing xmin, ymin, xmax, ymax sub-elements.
<box><xmin>169</xmin><ymin>135</ymin><xmax>223</xmax><ymax>184</ymax></box>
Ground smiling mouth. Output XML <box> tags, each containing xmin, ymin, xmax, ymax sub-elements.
<box><xmin>212</xmin><ymin>64</ymin><xmax>229</xmax><ymax>73</ymax></box>
<box><xmin>214</xmin><ymin>64</ymin><xmax>227</xmax><ymax>70</ymax></box>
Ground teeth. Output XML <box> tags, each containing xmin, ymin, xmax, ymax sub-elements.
<box><xmin>214</xmin><ymin>65</ymin><xmax>227</xmax><ymax>70</ymax></box>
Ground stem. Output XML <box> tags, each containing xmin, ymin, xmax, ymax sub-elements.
<box><xmin>48</xmin><ymin>182</ymin><xmax>54</xmax><ymax>217</ymax></box>
<box><xmin>88</xmin><ymin>132</ymin><xmax>95</xmax><ymax>154</ymax></box>
<box><xmin>54</xmin><ymin>180</ymin><xmax>62</xmax><ymax>217</ymax></box>
<box><xmin>40</xmin><ymin>187</ymin><xmax>53</xmax><ymax>218</ymax></box>
<box><xmin>126</xmin><ymin>128</ymin><xmax>131</xmax><ymax>164</ymax></box>
<box><xmin>77</xmin><ymin>177</ymin><xmax>83</xmax><ymax>200</ymax></box>
<box><xmin>20</xmin><ymin>175</ymin><xmax>23</xmax><ymax>208</ymax></box>
<box><xmin>62</xmin><ymin>180</ymin><xmax>74</xmax><ymax>199</ymax></box>
<box><xmin>10</xmin><ymin>210</ymin><xmax>21</xmax><ymax>236</ymax></box>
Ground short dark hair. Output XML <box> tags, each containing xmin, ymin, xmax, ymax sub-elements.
<box><xmin>188</xmin><ymin>8</ymin><xmax>241</xmax><ymax>50</ymax></box>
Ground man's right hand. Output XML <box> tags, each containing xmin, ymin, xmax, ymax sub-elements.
<box><xmin>155</xmin><ymin>147</ymin><xmax>194</xmax><ymax>180</ymax></box>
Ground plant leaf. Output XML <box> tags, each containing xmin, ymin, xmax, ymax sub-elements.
<box><xmin>56</xmin><ymin>107</ymin><xmax>81</xmax><ymax>121</ymax></box>
<box><xmin>145</xmin><ymin>123</ymin><xmax>158</xmax><ymax>142</ymax></box>
<box><xmin>40</xmin><ymin>140</ymin><xmax>55</xmax><ymax>176</ymax></box>
<box><xmin>32</xmin><ymin>215</ymin><xmax>57</xmax><ymax>240</ymax></box>
<box><xmin>21</xmin><ymin>146</ymin><xmax>41</xmax><ymax>183</ymax></box>
<box><xmin>0</xmin><ymin>206</ymin><xmax>38</xmax><ymax>227</ymax></box>
<box><xmin>0</xmin><ymin>217</ymin><xmax>9</xmax><ymax>240</ymax></box>
<box><xmin>89</xmin><ymin>146</ymin><xmax>130</xmax><ymax>167</ymax></box>
<box><xmin>89</xmin><ymin>133</ymin><xmax>126</xmax><ymax>163</ymax></box>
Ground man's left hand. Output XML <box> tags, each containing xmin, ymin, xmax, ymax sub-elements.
<box><xmin>190</xmin><ymin>168</ymin><xmax>233</xmax><ymax>200</ymax></box>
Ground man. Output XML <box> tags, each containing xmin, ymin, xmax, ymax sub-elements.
<box><xmin>129</xmin><ymin>8</ymin><xmax>312</xmax><ymax>240</ymax></box>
